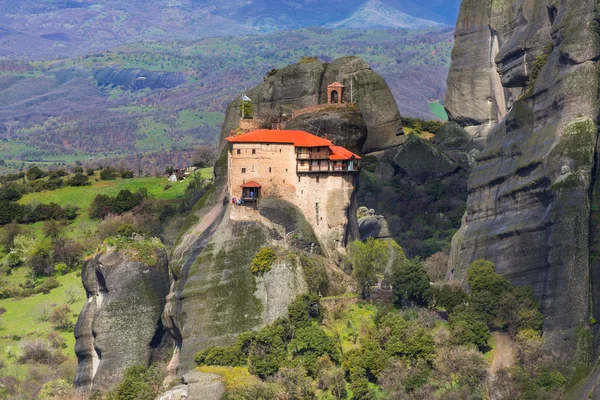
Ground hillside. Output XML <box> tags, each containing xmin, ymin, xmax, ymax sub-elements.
<box><xmin>0</xmin><ymin>0</ymin><xmax>460</xmax><ymax>59</ymax></box>
<box><xmin>0</xmin><ymin>27</ymin><xmax>453</xmax><ymax>174</ymax></box>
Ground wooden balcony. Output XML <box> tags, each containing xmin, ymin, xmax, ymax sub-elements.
<box><xmin>296</xmin><ymin>150</ymin><xmax>330</xmax><ymax>160</ymax></box>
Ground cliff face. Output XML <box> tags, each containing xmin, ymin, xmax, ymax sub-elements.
<box><xmin>219</xmin><ymin>56</ymin><xmax>403</xmax><ymax>154</ymax></box>
<box><xmin>165</xmin><ymin>196</ymin><xmax>329</xmax><ymax>370</ymax></box>
<box><xmin>447</xmin><ymin>0</ymin><xmax>600</xmax><ymax>366</ymax></box>
<box><xmin>74</xmin><ymin>239</ymin><xmax>170</xmax><ymax>394</ymax></box>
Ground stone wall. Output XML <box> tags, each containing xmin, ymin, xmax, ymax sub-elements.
<box><xmin>228</xmin><ymin>143</ymin><xmax>358</xmax><ymax>254</ymax></box>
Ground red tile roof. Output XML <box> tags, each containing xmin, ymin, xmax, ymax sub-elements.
<box><xmin>227</xmin><ymin>129</ymin><xmax>361</xmax><ymax>162</ymax></box>
<box><xmin>226</xmin><ymin>129</ymin><xmax>333</xmax><ymax>148</ymax></box>
<box><xmin>241</xmin><ymin>181</ymin><xmax>262</xmax><ymax>188</ymax></box>
<box><xmin>328</xmin><ymin>82</ymin><xmax>345</xmax><ymax>88</ymax></box>
<box><xmin>329</xmin><ymin>145</ymin><xmax>362</xmax><ymax>161</ymax></box>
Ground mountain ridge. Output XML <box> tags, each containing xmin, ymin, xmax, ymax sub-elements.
<box><xmin>0</xmin><ymin>0</ymin><xmax>460</xmax><ymax>59</ymax></box>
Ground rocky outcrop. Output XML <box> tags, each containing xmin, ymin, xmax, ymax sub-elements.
<box><xmin>74</xmin><ymin>238</ymin><xmax>170</xmax><ymax>394</ymax></box>
<box><xmin>358</xmin><ymin>207</ymin><xmax>392</xmax><ymax>240</ymax></box>
<box><xmin>446</xmin><ymin>0</ymin><xmax>600</xmax><ymax>369</ymax></box>
<box><xmin>94</xmin><ymin>67</ymin><xmax>186</xmax><ymax>91</ymax></box>
<box><xmin>157</xmin><ymin>371</ymin><xmax>225</xmax><ymax>400</ymax></box>
<box><xmin>284</xmin><ymin>106</ymin><xmax>368</xmax><ymax>155</ymax></box>
<box><xmin>164</xmin><ymin>192</ymin><xmax>328</xmax><ymax>371</ymax></box>
<box><xmin>393</xmin><ymin>134</ymin><xmax>460</xmax><ymax>184</ymax></box>
<box><xmin>219</xmin><ymin>56</ymin><xmax>403</xmax><ymax>154</ymax></box>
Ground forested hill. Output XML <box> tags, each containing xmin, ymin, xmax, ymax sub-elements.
<box><xmin>0</xmin><ymin>0</ymin><xmax>460</xmax><ymax>59</ymax></box>
<box><xmin>0</xmin><ymin>27</ymin><xmax>452</xmax><ymax>174</ymax></box>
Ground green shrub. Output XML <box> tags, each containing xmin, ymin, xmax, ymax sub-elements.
<box><xmin>249</xmin><ymin>324</ymin><xmax>287</xmax><ymax>378</ymax></box>
<box><xmin>288</xmin><ymin>294</ymin><xmax>325</xmax><ymax>328</ymax></box>
<box><xmin>38</xmin><ymin>379</ymin><xmax>72</xmax><ymax>400</ymax></box>
<box><xmin>112</xmin><ymin>364</ymin><xmax>164</xmax><ymax>400</ymax></box>
<box><xmin>26</xmin><ymin>166</ymin><xmax>46</xmax><ymax>181</ymax></box>
<box><xmin>392</xmin><ymin>258</ymin><xmax>432</xmax><ymax>306</ymax></box>
<box><xmin>121</xmin><ymin>170</ymin><xmax>134</xmax><ymax>179</ymax></box>
<box><xmin>431</xmin><ymin>283</ymin><xmax>467</xmax><ymax>312</ymax></box>
<box><xmin>466</xmin><ymin>260</ymin><xmax>511</xmax><ymax>297</ymax></box>
<box><xmin>250</xmin><ymin>247</ymin><xmax>276</xmax><ymax>275</ymax></box>
<box><xmin>116</xmin><ymin>224</ymin><xmax>135</xmax><ymax>238</ymax></box>
<box><xmin>299</xmin><ymin>254</ymin><xmax>329</xmax><ymax>296</ymax></box>
<box><xmin>54</xmin><ymin>263</ymin><xmax>68</xmax><ymax>276</ymax></box>
<box><xmin>449</xmin><ymin>304</ymin><xmax>490</xmax><ymax>351</ymax></box>
<box><xmin>67</xmin><ymin>173</ymin><xmax>90</xmax><ymax>187</ymax></box>
<box><xmin>100</xmin><ymin>167</ymin><xmax>119</xmax><ymax>181</ymax></box>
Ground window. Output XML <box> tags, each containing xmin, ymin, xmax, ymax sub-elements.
<box><xmin>252</xmin><ymin>149</ymin><xmax>256</xmax><ymax>154</ymax></box>
<box><xmin>298</xmin><ymin>176</ymin><xmax>301</xmax><ymax>183</ymax></box>
<box><xmin>236</xmin><ymin>149</ymin><xmax>241</xmax><ymax>155</ymax></box>
<box><xmin>316</xmin><ymin>176</ymin><xmax>320</xmax><ymax>183</ymax></box>
<box><xmin>286</xmin><ymin>168</ymin><xmax>288</xmax><ymax>172</ymax></box>
<box><xmin>269</xmin><ymin>167</ymin><xmax>272</xmax><ymax>173</ymax></box>
<box><xmin>242</xmin><ymin>168</ymin><xmax>246</xmax><ymax>173</ymax></box>
<box><xmin>283</xmin><ymin>180</ymin><xmax>286</xmax><ymax>183</ymax></box>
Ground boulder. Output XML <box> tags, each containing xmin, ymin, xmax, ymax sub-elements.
<box><xmin>358</xmin><ymin>214</ymin><xmax>392</xmax><ymax>240</ymax></box>
<box><xmin>219</xmin><ymin>56</ymin><xmax>403</xmax><ymax>154</ymax></box>
<box><xmin>157</xmin><ymin>372</ymin><xmax>225</xmax><ymax>400</ymax></box>
<box><xmin>284</xmin><ymin>106</ymin><xmax>367</xmax><ymax>155</ymax></box>
<box><xmin>393</xmin><ymin>134</ymin><xmax>460</xmax><ymax>183</ymax></box>
<box><xmin>433</xmin><ymin>122</ymin><xmax>473</xmax><ymax>151</ymax></box>
<box><xmin>74</xmin><ymin>238</ymin><xmax>170</xmax><ymax>394</ymax></box>
<box><xmin>374</xmin><ymin>160</ymin><xmax>395</xmax><ymax>182</ymax></box>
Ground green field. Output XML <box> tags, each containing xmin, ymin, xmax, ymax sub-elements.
<box><xmin>0</xmin><ymin>269</ymin><xmax>84</xmax><ymax>379</ymax></box>
<box><xmin>19</xmin><ymin>169</ymin><xmax>212</xmax><ymax>214</ymax></box>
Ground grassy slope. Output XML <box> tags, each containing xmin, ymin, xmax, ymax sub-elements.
<box><xmin>0</xmin><ymin>270</ymin><xmax>84</xmax><ymax>377</ymax></box>
<box><xmin>0</xmin><ymin>168</ymin><xmax>213</xmax><ymax>377</ymax></box>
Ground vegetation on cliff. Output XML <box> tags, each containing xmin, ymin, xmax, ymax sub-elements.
<box><xmin>186</xmin><ymin>236</ymin><xmax>559</xmax><ymax>400</ymax></box>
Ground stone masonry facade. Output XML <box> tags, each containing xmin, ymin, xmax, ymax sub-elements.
<box><xmin>226</xmin><ymin>131</ymin><xmax>360</xmax><ymax>254</ymax></box>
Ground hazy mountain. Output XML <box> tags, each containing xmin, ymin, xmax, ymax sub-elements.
<box><xmin>328</xmin><ymin>0</ymin><xmax>444</xmax><ymax>29</ymax></box>
<box><xmin>0</xmin><ymin>0</ymin><xmax>460</xmax><ymax>59</ymax></box>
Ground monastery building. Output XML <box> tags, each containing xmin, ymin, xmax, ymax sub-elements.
<box><xmin>225</xmin><ymin>129</ymin><xmax>361</xmax><ymax>251</ymax></box>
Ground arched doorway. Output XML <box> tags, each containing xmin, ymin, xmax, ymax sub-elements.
<box><xmin>330</xmin><ymin>90</ymin><xmax>339</xmax><ymax>104</ymax></box>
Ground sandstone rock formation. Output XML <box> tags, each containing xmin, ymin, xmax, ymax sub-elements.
<box><xmin>219</xmin><ymin>56</ymin><xmax>403</xmax><ymax>154</ymax></box>
<box><xmin>446</xmin><ymin>0</ymin><xmax>600</xmax><ymax>371</ymax></box>
<box><xmin>284</xmin><ymin>106</ymin><xmax>368</xmax><ymax>155</ymax></box>
<box><xmin>357</xmin><ymin>206</ymin><xmax>392</xmax><ymax>240</ymax></box>
<box><xmin>164</xmin><ymin>165</ymin><xmax>331</xmax><ymax>371</ymax></box>
<box><xmin>393</xmin><ymin>134</ymin><xmax>460</xmax><ymax>184</ymax></box>
<box><xmin>74</xmin><ymin>238</ymin><xmax>170</xmax><ymax>394</ymax></box>
<box><xmin>157</xmin><ymin>371</ymin><xmax>225</xmax><ymax>400</ymax></box>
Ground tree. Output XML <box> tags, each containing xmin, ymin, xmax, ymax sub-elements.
<box><xmin>466</xmin><ymin>259</ymin><xmax>511</xmax><ymax>297</ymax></box>
<box><xmin>0</xmin><ymin>222</ymin><xmax>24</xmax><ymax>251</ymax></box>
<box><xmin>29</xmin><ymin>239</ymin><xmax>54</xmax><ymax>277</ymax></box>
<box><xmin>392</xmin><ymin>258</ymin><xmax>431</xmax><ymax>306</ymax></box>
<box><xmin>249</xmin><ymin>324</ymin><xmax>287</xmax><ymax>378</ymax></box>
<box><xmin>449</xmin><ymin>304</ymin><xmax>491</xmax><ymax>351</ymax></box>
<box><xmin>42</xmin><ymin>220</ymin><xmax>63</xmax><ymax>241</ymax></box>
<box><xmin>431</xmin><ymin>283</ymin><xmax>467</xmax><ymax>313</ymax></box>
<box><xmin>121</xmin><ymin>170</ymin><xmax>134</xmax><ymax>179</ymax></box>
<box><xmin>348</xmin><ymin>238</ymin><xmax>390</xmax><ymax>299</ymax></box>
<box><xmin>100</xmin><ymin>167</ymin><xmax>119</xmax><ymax>181</ymax></box>
<box><xmin>192</xmin><ymin>145</ymin><xmax>218</xmax><ymax>168</ymax></box>
<box><xmin>26</xmin><ymin>166</ymin><xmax>45</xmax><ymax>181</ymax></box>
<box><xmin>49</xmin><ymin>304</ymin><xmax>72</xmax><ymax>331</ymax></box>
<box><xmin>67</xmin><ymin>173</ymin><xmax>90</xmax><ymax>187</ymax></box>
